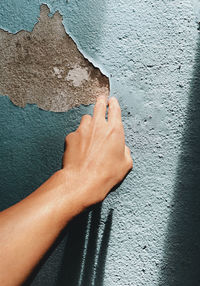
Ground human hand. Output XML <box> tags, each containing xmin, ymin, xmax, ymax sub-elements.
<box><xmin>62</xmin><ymin>96</ymin><xmax>133</xmax><ymax>209</ymax></box>
<box><xmin>0</xmin><ymin>96</ymin><xmax>133</xmax><ymax>286</ymax></box>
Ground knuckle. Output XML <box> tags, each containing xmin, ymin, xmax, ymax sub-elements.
<box><xmin>82</xmin><ymin>114</ymin><xmax>92</xmax><ymax>120</ymax></box>
<box><xmin>128</xmin><ymin>157</ymin><xmax>133</xmax><ymax>169</ymax></box>
<box><xmin>77</xmin><ymin>125</ymin><xmax>86</xmax><ymax>135</ymax></box>
<box><xmin>78</xmin><ymin>123</ymin><xmax>90</xmax><ymax>135</ymax></box>
<box><xmin>79</xmin><ymin>115</ymin><xmax>92</xmax><ymax>130</ymax></box>
<box><xmin>65</xmin><ymin>132</ymin><xmax>75</xmax><ymax>142</ymax></box>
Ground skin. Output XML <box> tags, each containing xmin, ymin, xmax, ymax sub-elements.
<box><xmin>0</xmin><ymin>96</ymin><xmax>133</xmax><ymax>286</ymax></box>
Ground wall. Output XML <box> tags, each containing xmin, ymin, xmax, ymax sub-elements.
<box><xmin>0</xmin><ymin>1</ymin><xmax>200</xmax><ymax>285</ymax></box>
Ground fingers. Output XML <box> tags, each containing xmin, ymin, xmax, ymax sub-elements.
<box><xmin>79</xmin><ymin>114</ymin><xmax>92</xmax><ymax>127</ymax></box>
<box><xmin>125</xmin><ymin>145</ymin><xmax>133</xmax><ymax>169</ymax></box>
<box><xmin>77</xmin><ymin>114</ymin><xmax>92</xmax><ymax>134</ymax></box>
<box><xmin>93</xmin><ymin>95</ymin><xmax>107</xmax><ymax>121</ymax></box>
<box><xmin>108</xmin><ymin>97</ymin><xmax>122</xmax><ymax>125</ymax></box>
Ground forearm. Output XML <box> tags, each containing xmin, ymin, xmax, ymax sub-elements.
<box><xmin>0</xmin><ymin>96</ymin><xmax>133</xmax><ymax>286</ymax></box>
<box><xmin>0</xmin><ymin>170</ymin><xmax>83</xmax><ymax>286</ymax></box>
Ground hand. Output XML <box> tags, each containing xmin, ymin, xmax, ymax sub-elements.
<box><xmin>0</xmin><ymin>96</ymin><xmax>132</xmax><ymax>286</ymax></box>
<box><xmin>62</xmin><ymin>96</ymin><xmax>133</xmax><ymax>208</ymax></box>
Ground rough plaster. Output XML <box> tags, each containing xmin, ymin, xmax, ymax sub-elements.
<box><xmin>1</xmin><ymin>1</ymin><xmax>200</xmax><ymax>286</ymax></box>
<box><xmin>0</xmin><ymin>4</ymin><xmax>109</xmax><ymax>112</ymax></box>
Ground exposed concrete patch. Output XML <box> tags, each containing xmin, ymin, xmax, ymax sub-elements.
<box><xmin>66</xmin><ymin>65</ymin><xmax>90</xmax><ymax>87</ymax></box>
<box><xmin>0</xmin><ymin>4</ymin><xmax>109</xmax><ymax>112</ymax></box>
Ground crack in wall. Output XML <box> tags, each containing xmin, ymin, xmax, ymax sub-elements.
<box><xmin>0</xmin><ymin>4</ymin><xmax>109</xmax><ymax>112</ymax></box>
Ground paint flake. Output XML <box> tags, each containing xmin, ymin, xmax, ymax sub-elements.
<box><xmin>0</xmin><ymin>4</ymin><xmax>109</xmax><ymax>112</ymax></box>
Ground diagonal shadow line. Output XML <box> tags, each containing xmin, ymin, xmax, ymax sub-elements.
<box><xmin>56</xmin><ymin>204</ymin><xmax>113</xmax><ymax>286</ymax></box>
<box><xmin>80</xmin><ymin>203</ymin><xmax>102</xmax><ymax>286</ymax></box>
<box><xmin>94</xmin><ymin>209</ymin><xmax>113</xmax><ymax>286</ymax></box>
<box><xmin>159</xmin><ymin>33</ymin><xmax>200</xmax><ymax>285</ymax></box>
<box><xmin>56</xmin><ymin>211</ymin><xmax>89</xmax><ymax>286</ymax></box>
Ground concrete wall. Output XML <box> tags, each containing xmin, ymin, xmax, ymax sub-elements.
<box><xmin>0</xmin><ymin>1</ymin><xmax>200</xmax><ymax>285</ymax></box>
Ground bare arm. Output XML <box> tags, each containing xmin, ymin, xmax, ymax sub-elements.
<box><xmin>0</xmin><ymin>96</ymin><xmax>133</xmax><ymax>286</ymax></box>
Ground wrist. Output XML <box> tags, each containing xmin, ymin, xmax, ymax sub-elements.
<box><xmin>57</xmin><ymin>167</ymin><xmax>111</xmax><ymax>211</ymax></box>
<box><xmin>54</xmin><ymin>169</ymin><xmax>87</xmax><ymax>218</ymax></box>
<box><xmin>35</xmin><ymin>170</ymin><xmax>86</xmax><ymax>230</ymax></box>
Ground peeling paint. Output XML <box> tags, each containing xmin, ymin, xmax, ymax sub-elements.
<box><xmin>0</xmin><ymin>4</ymin><xmax>109</xmax><ymax>112</ymax></box>
<box><xmin>0</xmin><ymin>0</ymin><xmax>199</xmax><ymax>285</ymax></box>
<box><xmin>66</xmin><ymin>65</ymin><xmax>90</xmax><ymax>87</ymax></box>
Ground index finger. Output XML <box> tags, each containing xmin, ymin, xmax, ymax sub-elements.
<box><xmin>108</xmin><ymin>97</ymin><xmax>122</xmax><ymax>124</ymax></box>
<box><xmin>93</xmin><ymin>95</ymin><xmax>107</xmax><ymax>121</ymax></box>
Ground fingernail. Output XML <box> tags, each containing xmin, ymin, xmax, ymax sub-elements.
<box><xmin>109</xmin><ymin>96</ymin><xmax>117</xmax><ymax>103</ymax></box>
<box><xmin>97</xmin><ymin>95</ymin><xmax>106</xmax><ymax>100</ymax></box>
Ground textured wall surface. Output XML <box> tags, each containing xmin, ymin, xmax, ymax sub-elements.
<box><xmin>0</xmin><ymin>0</ymin><xmax>200</xmax><ymax>285</ymax></box>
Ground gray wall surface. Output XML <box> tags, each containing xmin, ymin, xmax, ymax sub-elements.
<box><xmin>0</xmin><ymin>0</ymin><xmax>200</xmax><ymax>285</ymax></box>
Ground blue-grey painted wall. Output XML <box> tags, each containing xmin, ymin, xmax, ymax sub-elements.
<box><xmin>1</xmin><ymin>0</ymin><xmax>200</xmax><ymax>285</ymax></box>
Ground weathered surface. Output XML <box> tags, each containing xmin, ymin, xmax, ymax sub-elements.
<box><xmin>1</xmin><ymin>0</ymin><xmax>200</xmax><ymax>286</ymax></box>
<box><xmin>0</xmin><ymin>4</ymin><xmax>109</xmax><ymax>112</ymax></box>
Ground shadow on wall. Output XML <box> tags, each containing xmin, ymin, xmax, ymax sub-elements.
<box><xmin>159</xmin><ymin>34</ymin><xmax>200</xmax><ymax>285</ymax></box>
<box><xmin>24</xmin><ymin>204</ymin><xmax>113</xmax><ymax>286</ymax></box>
<box><xmin>56</xmin><ymin>205</ymin><xmax>113</xmax><ymax>286</ymax></box>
